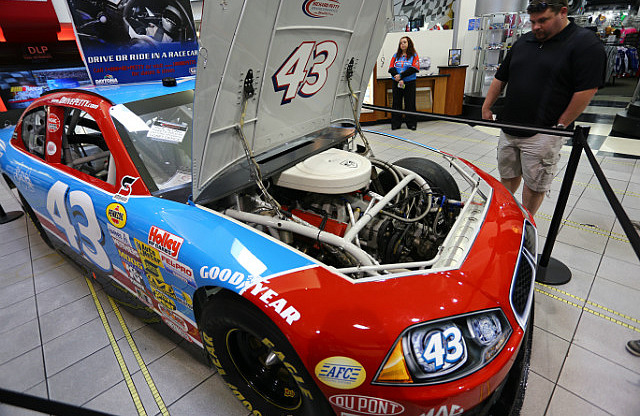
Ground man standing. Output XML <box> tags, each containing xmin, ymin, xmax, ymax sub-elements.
<box><xmin>482</xmin><ymin>0</ymin><xmax>606</xmax><ymax>215</ymax></box>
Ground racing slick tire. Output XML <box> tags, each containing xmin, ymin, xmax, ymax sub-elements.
<box><xmin>488</xmin><ymin>305</ymin><xmax>534</xmax><ymax>416</ymax></box>
<box><xmin>200</xmin><ymin>295</ymin><xmax>334</xmax><ymax>416</ymax></box>
<box><xmin>393</xmin><ymin>158</ymin><xmax>461</xmax><ymax>201</ymax></box>
<box><xmin>18</xmin><ymin>191</ymin><xmax>54</xmax><ymax>249</ymax></box>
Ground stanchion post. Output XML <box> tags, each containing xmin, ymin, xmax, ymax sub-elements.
<box><xmin>0</xmin><ymin>199</ymin><xmax>24</xmax><ymax>224</ymax></box>
<box><xmin>536</xmin><ymin>125</ymin><xmax>589</xmax><ymax>285</ymax></box>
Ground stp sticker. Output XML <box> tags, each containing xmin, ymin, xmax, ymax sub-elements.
<box><xmin>330</xmin><ymin>395</ymin><xmax>404</xmax><ymax>416</ymax></box>
<box><xmin>47</xmin><ymin>114</ymin><xmax>60</xmax><ymax>132</ymax></box>
<box><xmin>113</xmin><ymin>176</ymin><xmax>139</xmax><ymax>203</ymax></box>
<box><xmin>315</xmin><ymin>356</ymin><xmax>366</xmax><ymax>389</ymax></box>
<box><xmin>106</xmin><ymin>203</ymin><xmax>127</xmax><ymax>228</ymax></box>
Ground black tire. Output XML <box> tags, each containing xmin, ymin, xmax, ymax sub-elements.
<box><xmin>18</xmin><ymin>191</ymin><xmax>54</xmax><ymax>249</ymax></box>
<box><xmin>393</xmin><ymin>158</ymin><xmax>461</xmax><ymax>201</ymax></box>
<box><xmin>489</xmin><ymin>305</ymin><xmax>534</xmax><ymax>416</ymax></box>
<box><xmin>200</xmin><ymin>295</ymin><xmax>334</xmax><ymax>416</ymax></box>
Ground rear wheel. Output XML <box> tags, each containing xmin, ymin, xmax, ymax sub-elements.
<box><xmin>200</xmin><ymin>296</ymin><xmax>334</xmax><ymax>416</ymax></box>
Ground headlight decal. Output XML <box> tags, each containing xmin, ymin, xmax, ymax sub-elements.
<box><xmin>374</xmin><ymin>309</ymin><xmax>512</xmax><ymax>386</ymax></box>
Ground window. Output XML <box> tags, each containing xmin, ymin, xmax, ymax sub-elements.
<box><xmin>61</xmin><ymin>108</ymin><xmax>113</xmax><ymax>182</ymax></box>
<box><xmin>21</xmin><ymin>107</ymin><xmax>47</xmax><ymax>159</ymax></box>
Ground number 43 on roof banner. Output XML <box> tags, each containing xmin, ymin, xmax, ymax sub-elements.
<box><xmin>64</xmin><ymin>0</ymin><xmax>199</xmax><ymax>85</ymax></box>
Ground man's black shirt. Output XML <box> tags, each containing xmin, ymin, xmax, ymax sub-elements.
<box><xmin>495</xmin><ymin>22</ymin><xmax>606</xmax><ymax>137</ymax></box>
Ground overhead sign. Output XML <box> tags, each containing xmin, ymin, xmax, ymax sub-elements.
<box><xmin>65</xmin><ymin>0</ymin><xmax>198</xmax><ymax>85</ymax></box>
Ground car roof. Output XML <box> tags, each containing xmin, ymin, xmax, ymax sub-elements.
<box><xmin>75</xmin><ymin>76</ymin><xmax>196</xmax><ymax>105</ymax></box>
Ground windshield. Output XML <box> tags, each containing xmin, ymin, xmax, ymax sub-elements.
<box><xmin>110</xmin><ymin>91</ymin><xmax>193</xmax><ymax>191</ymax></box>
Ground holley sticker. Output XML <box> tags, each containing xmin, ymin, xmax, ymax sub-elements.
<box><xmin>148</xmin><ymin>226</ymin><xmax>183</xmax><ymax>258</ymax></box>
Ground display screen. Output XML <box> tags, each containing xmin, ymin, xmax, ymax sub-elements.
<box><xmin>0</xmin><ymin>66</ymin><xmax>91</xmax><ymax>110</ymax></box>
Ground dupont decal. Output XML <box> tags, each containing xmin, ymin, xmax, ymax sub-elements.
<box><xmin>330</xmin><ymin>395</ymin><xmax>404</xmax><ymax>416</ymax></box>
<box><xmin>106</xmin><ymin>203</ymin><xmax>127</xmax><ymax>228</ymax></box>
<box><xmin>419</xmin><ymin>405</ymin><xmax>464</xmax><ymax>416</ymax></box>
<box><xmin>302</xmin><ymin>0</ymin><xmax>341</xmax><ymax>18</ymax></box>
<box><xmin>148</xmin><ymin>226</ymin><xmax>183</xmax><ymax>258</ymax></box>
<box><xmin>113</xmin><ymin>176</ymin><xmax>139</xmax><ymax>203</ymax></box>
<box><xmin>46</xmin><ymin>141</ymin><xmax>57</xmax><ymax>156</ymax></box>
<box><xmin>135</xmin><ymin>239</ymin><xmax>162</xmax><ymax>267</ymax></box>
<box><xmin>315</xmin><ymin>357</ymin><xmax>366</xmax><ymax>389</ymax></box>
<box><xmin>160</xmin><ymin>252</ymin><xmax>195</xmax><ymax>287</ymax></box>
<box><xmin>47</xmin><ymin>114</ymin><xmax>60</xmax><ymax>132</ymax></box>
<box><xmin>246</xmin><ymin>281</ymin><xmax>300</xmax><ymax>325</ymax></box>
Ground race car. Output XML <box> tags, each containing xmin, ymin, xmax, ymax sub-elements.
<box><xmin>0</xmin><ymin>1</ymin><xmax>536</xmax><ymax>415</ymax></box>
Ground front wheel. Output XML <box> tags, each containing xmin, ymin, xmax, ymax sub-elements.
<box><xmin>200</xmin><ymin>295</ymin><xmax>334</xmax><ymax>416</ymax></box>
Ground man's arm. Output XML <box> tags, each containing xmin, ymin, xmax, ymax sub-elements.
<box><xmin>481</xmin><ymin>78</ymin><xmax>506</xmax><ymax>120</ymax></box>
<box><xmin>556</xmin><ymin>88</ymin><xmax>598</xmax><ymax>126</ymax></box>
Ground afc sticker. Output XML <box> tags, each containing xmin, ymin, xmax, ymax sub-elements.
<box><xmin>330</xmin><ymin>394</ymin><xmax>404</xmax><ymax>416</ymax></box>
<box><xmin>315</xmin><ymin>357</ymin><xmax>366</xmax><ymax>389</ymax></box>
<box><xmin>106</xmin><ymin>203</ymin><xmax>127</xmax><ymax>228</ymax></box>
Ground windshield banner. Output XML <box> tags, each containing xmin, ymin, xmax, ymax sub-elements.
<box><xmin>65</xmin><ymin>0</ymin><xmax>198</xmax><ymax>85</ymax></box>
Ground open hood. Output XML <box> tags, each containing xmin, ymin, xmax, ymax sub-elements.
<box><xmin>192</xmin><ymin>0</ymin><xmax>391</xmax><ymax>204</ymax></box>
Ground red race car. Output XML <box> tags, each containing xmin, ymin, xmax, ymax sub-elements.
<box><xmin>0</xmin><ymin>1</ymin><xmax>536</xmax><ymax>415</ymax></box>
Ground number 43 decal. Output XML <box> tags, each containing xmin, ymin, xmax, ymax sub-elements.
<box><xmin>272</xmin><ymin>40</ymin><xmax>338</xmax><ymax>104</ymax></box>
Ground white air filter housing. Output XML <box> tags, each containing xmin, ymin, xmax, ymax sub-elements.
<box><xmin>275</xmin><ymin>148</ymin><xmax>371</xmax><ymax>194</ymax></box>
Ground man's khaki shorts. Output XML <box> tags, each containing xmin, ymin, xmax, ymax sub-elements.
<box><xmin>497</xmin><ymin>131</ymin><xmax>566</xmax><ymax>193</ymax></box>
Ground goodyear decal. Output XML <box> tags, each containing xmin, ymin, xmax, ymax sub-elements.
<box><xmin>106</xmin><ymin>203</ymin><xmax>127</xmax><ymax>228</ymax></box>
<box><xmin>148</xmin><ymin>226</ymin><xmax>183</xmax><ymax>258</ymax></box>
<box><xmin>330</xmin><ymin>395</ymin><xmax>404</xmax><ymax>415</ymax></box>
<box><xmin>200</xmin><ymin>264</ymin><xmax>256</xmax><ymax>291</ymax></box>
<box><xmin>135</xmin><ymin>238</ymin><xmax>163</xmax><ymax>267</ymax></box>
<box><xmin>246</xmin><ymin>281</ymin><xmax>300</xmax><ymax>325</ymax></box>
<box><xmin>160</xmin><ymin>252</ymin><xmax>195</xmax><ymax>288</ymax></box>
<box><xmin>315</xmin><ymin>357</ymin><xmax>366</xmax><ymax>389</ymax></box>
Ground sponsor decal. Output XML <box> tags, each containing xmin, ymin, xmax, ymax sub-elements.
<box><xmin>135</xmin><ymin>286</ymin><xmax>155</xmax><ymax>309</ymax></box>
<box><xmin>148</xmin><ymin>226</ymin><xmax>183</xmax><ymax>258</ymax></box>
<box><xmin>46</xmin><ymin>141</ymin><xmax>57</xmax><ymax>156</ymax></box>
<box><xmin>106</xmin><ymin>203</ymin><xmax>127</xmax><ymax>228</ymax></box>
<box><xmin>0</xmin><ymin>140</ymin><xmax>5</xmax><ymax>157</ymax></box>
<box><xmin>330</xmin><ymin>395</ymin><xmax>404</xmax><ymax>416</ymax></box>
<box><xmin>113</xmin><ymin>176</ymin><xmax>139</xmax><ymax>203</ymax></box>
<box><xmin>123</xmin><ymin>261</ymin><xmax>145</xmax><ymax>287</ymax></box>
<box><xmin>108</xmin><ymin>224</ymin><xmax>132</xmax><ymax>247</ymax></box>
<box><xmin>118</xmin><ymin>249</ymin><xmax>142</xmax><ymax>270</ymax></box>
<box><xmin>246</xmin><ymin>281</ymin><xmax>300</xmax><ymax>325</ymax></box>
<box><xmin>176</xmin><ymin>290</ymin><xmax>193</xmax><ymax>309</ymax></box>
<box><xmin>419</xmin><ymin>405</ymin><xmax>464</xmax><ymax>416</ymax></box>
<box><xmin>151</xmin><ymin>287</ymin><xmax>176</xmax><ymax>310</ymax></box>
<box><xmin>160</xmin><ymin>252</ymin><xmax>195</xmax><ymax>287</ymax></box>
<box><xmin>315</xmin><ymin>357</ymin><xmax>366</xmax><ymax>389</ymax></box>
<box><xmin>135</xmin><ymin>239</ymin><xmax>162</xmax><ymax>267</ymax></box>
<box><xmin>13</xmin><ymin>166</ymin><xmax>34</xmax><ymax>192</ymax></box>
<box><xmin>114</xmin><ymin>238</ymin><xmax>138</xmax><ymax>258</ymax></box>
<box><xmin>302</xmin><ymin>0</ymin><xmax>341</xmax><ymax>18</ymax></box>
<box><xmin>199</xmin><ymin>265</ymin><xmax>253</xmax><ymax>290</ymax></box>
<box><xmin>47</xmin><ymin>114</ymin><xmax>61</xmax><ymax>133</ymax></box>
<box><xmin>95</xmin><ymin>74</ymin><xmax>119</xmax><ymax>85</ymax></box>
<box><xmin>51</xmin><ymin>96</ymin><xmax>100</xmax><ymax>109</ymax></box>
<box><xmin>145</xmin><ymin>260</ymin><xmax>175</xmax><ymax>297</ymax></box>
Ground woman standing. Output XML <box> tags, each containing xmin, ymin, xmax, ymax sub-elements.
<box><xmin>388</xmin><ymin>36</ymin><xmax>420</xmax><ymax>130</ymax></box>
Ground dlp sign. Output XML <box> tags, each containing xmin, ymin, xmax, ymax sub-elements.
<box><xmin>27</xmin><ymin>46</ymin><xmax>48</xmax><ymax>55</ymax></box>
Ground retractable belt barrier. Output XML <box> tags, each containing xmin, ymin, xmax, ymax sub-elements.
<box><xmin>0</xmin><ymin>387</ymin><xmax>115</xmax><ymax>416</ymax></box>
<box><xmin>362</xmin><ymin>104</ymin><xmax>640</xmax><ymax>285</ymax></box>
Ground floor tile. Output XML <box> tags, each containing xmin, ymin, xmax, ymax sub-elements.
<box><xmin>547</xmin><ymin>386</ymin><xmax>612</xmax><ymax>416</ymax></box>
<box><xmin>0</xmin><ymin>347</ymin><xmax>45</xmax><ymax>392</ymax></box>
<box><xmin>533</xmin><ymin>291</ymin><xmax>582</xmax><ymax>342</ymax></box>
<box><xmin>521</xmin><ymin>371</ymin><xmax>555</xmax><ymax>416</ymax></box>
<box><xmin>168</xmin><ymin>375</ymin><xmax>248</xmax><ymax>416</ymax></box>
<box><xmin>0</xmin><ymin>296</ymin><xmax>37</xmax><ymax>335</ymax></box>
<box><xmin>557</xmin><ymin>345</ymin><xmax>640</xmax><ymax>416</ymax></box>
<box><xmin>530</xmin><ymin>327</ymin><xmax>570</xmax><ymax>383</ymax></box>
<box><xmin>587</xmin><ymin>277</ymin><xmax>640</xmax><ymax>324</ymax></box>
<box><xmin>596</xmin><ymin>255</ymin><xmax>640</xmax><ymax>292</ymax></box>
<box><xmin>0</xmin><ymin>319</ymin><xmax>41</xmax><ymax>367</ymax></box>
<box><xmin>35</xmin><ymin>277</ymin><xmax>91</xmax><ymax>316</ymax></box>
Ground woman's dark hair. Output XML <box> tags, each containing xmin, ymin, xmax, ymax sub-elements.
<box><xmin>395</xmin><ymin>36</ymin><xmax>417</xmax><ymax>58</ymax></box>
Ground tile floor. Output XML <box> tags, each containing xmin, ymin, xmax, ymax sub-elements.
<box><xmin>1</xmin><ymin>87</ymin><xmax>639</xmax><ymax>415</ymax></box>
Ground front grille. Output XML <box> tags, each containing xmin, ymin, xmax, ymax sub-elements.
<box><xmin>510</xmin><ymin>220</ymin><xmax>537</xmax><ymax>329</ymax></box>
